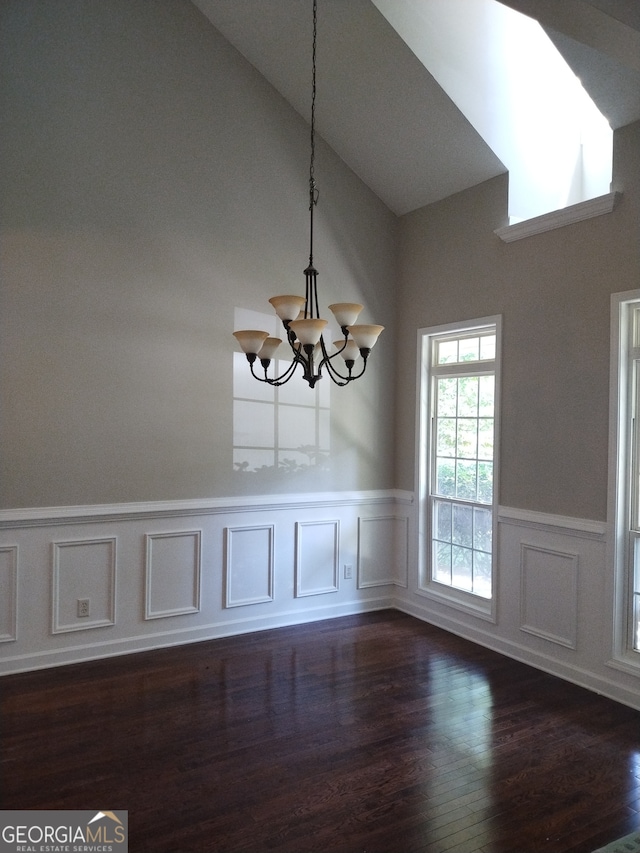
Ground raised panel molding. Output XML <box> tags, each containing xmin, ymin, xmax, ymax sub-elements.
<box><xmin>224</xmin><ymin>525</ymin><xmax>274</xmax><ymax>608</ymax></box>
<box><xmin>358</xmin><ymin>516</ymin><xmax>408</xmax><ymax>588</ymax></box>
<box><xmin>295</xmin><ymin>520</ymin><xmax>339</xmax><ymax>597</ymax></box>
<box><xmin>52</xmin><ymin>538</ymin><xmax>116</xmax><ymax>633</ymax></box>
<box><xmin>0</xmin><ymin>545</ymin><xmax>18</xmax><ymax>642</ymax></box>
<box><xmin>520</xmin><ymin>543</ymin><xmax>578</xmax><ymax>649</ymax></box>
<box><xmin>145</xmin><ymin>530</ymin><xmax>202</xmax><ymax>619</ymax></box>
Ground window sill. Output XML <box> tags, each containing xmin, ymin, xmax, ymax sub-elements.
<box><xmin>416</xmin><ymin>582</ymin><xmax>496</xmax><ymax>623</ymax></box>
<box><xmin>494</xmin><ymin>191</ymin><xmax>621</xmax><ymax>243</ymax></box>
<box><xmin>606</xmin><ymin>653</ymin><xmax>640</xmax><ymax>679</ymax></box>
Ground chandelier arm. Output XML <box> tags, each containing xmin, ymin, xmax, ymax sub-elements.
<box><xmin>303</xmin><ymin>266</ymin><xmax>322</xmax><ymax>320</ymax></box>
<box><xmin>321</xmin><ymin>353</ymin><xmax>369</xmax><ymax>384</ymax></box>
<box><xmin>247</xmin><ymin>352</ymin><xmax>303</xmax><ymax>386</ymax></box>
<box><xmin>312</xmin><ymin>269</ymin><xmax>321</xmax><ymax>319</ymax></box>
<box><xmin>324</xmin><ymin>361</ymin><xmax>360</xmax><ymax>386</ymax></box>
<box><xmin>304</xmin><ymin>267</ymin><xmax>315</xmax><ymax>319</ymax></box>
<box><xmin>330</xmin><ymin>332</ymin><xmax>350</xmax><ymax>356</ymax></box>
<box><xmin>312</xmin><ymin>337</ymin><xmax>356</xmax><ymax>384</ymax></box>
<box><xmin>285</xmin><ymin>338</ymin><xmax>308</xmax><ymax>369</ymax></box>
<box><xmin>321</xmin><ymin>333</ymin><xmax>372</xmax><ymax>382</ymax></box>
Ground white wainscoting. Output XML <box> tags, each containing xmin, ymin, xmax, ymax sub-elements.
<box><xmin>4</xmin><ymin>494</ymin><xmax>640</xmax><ymax>712</ymax></box>
<box><xmin>0</xmin><ymin>491</ymin><xmax>406</xmax><ymax>674</ymax></box>
<box><xmin>396</xmin><ymin>503</ymin><xmax>640</xmax><ymax>712</ymax></box>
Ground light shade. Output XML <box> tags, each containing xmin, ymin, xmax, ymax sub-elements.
<box><xmin>328</xmin><ymin>303</ymin><xmax>363</xmax><ymax>327</ymax></box>
<box><xmin>233</xmin><ymin>329</ymin><xmax>269</xmax><ymax>354</ymax></box>
<box><xmin>333</xmin><ymin>339</ymin><xmax>360</xmax><ymax>362</ymax></box>
<box><xmin>258</xmin><ymin>337</ymin><xmax>282</xmax><ymax>360</ymax></box>
<box><xmin>347</xmin><ymin>324</ymin><xmax>384</xmax><ymax>350</ymax></box>
<box><xmin>288</xmin><ymin>318</ymin><xmax>327</xmax><ymax>346</ymax></box>
<box><xmin>269</xmin><ymin>295</ymin><xmax>306</xmax><ymax>322</ymax></box>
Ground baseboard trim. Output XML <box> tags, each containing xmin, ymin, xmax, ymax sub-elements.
<box><xmin>396</xmin><ymin>600</ymin><xmax>640</xmax><ymax>713</ymax></box>
<box><xmin>1</xmin><ymin>597</ymin><xmax>394</xmax><ymax>675</ymax></box>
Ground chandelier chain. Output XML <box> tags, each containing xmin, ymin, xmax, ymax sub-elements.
<box><xmin>309</xmin><ymin>0</ymin><xmax>318</xmax><ymax>212</ymax></box>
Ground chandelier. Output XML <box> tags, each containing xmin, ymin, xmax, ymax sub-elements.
<box><xmin>233</xmin><ymin>0</ymin><xmax>383</xmax><ymax>389</ymax></box>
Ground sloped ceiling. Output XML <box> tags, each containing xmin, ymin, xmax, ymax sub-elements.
<box><xmin>501</xmin><ymin>0</ymin><xmax>640</xmax><ymax>127</ymax></box>
<box><xmin>192</xmin><ymin>0</ymin><xmax>640</xmax><ymax>216</ymax></box>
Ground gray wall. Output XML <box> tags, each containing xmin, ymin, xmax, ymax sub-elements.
<box><xmin>3</xmin><ymin>0</ymin><xmax>639</xmax><ymax>525</ymax></box>
<box><xmin>397</xmin><ymin>120</ymin><xmax>640</xmax><ymax>521</ymax></box>
<box><xmin>0</xmin><ymin>0</ymin><xmax>397</xmax><ymax>508</ymax></box>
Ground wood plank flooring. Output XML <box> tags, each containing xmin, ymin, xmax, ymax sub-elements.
<box><xmin>1</xmin><ymin>610</ymin><xmax>639</xmax><ymax>853</ymax></box>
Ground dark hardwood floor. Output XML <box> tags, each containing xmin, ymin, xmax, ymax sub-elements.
<box><xmin>2</xmin><ymin>610</ymin><xmax>639</xmax><ymax>853</ymax></box>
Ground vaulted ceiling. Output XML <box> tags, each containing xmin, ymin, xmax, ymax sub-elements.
<box><xmin>192</xmin><ymin>0</ymin><xmax>640</xmax><ymax>215</ymax></box>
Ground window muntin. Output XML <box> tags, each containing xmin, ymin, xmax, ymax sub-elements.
<box><xmin>434</xmin><ymin>374</ymin><xmax>495</xmax><ymax>504</ymax></box>
<box><xmin>435</xmin><ymin>331</ymin><xmax>496</xmax><ymax>366</ymax></box>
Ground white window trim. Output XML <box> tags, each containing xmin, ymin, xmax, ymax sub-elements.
<box><xmin>494</xmin><ymin>192</ymin><xmax>621</xmax><ymax>243</ymax></box>
<box><xmin>608</xmin><ymin>290</ymin><xmax>640</xmax><ymax>675</ymax></box>
<box><xmin>415</xmin><ymin>315</ymin><xmax>502</xmax><ymax>622</ymax></box>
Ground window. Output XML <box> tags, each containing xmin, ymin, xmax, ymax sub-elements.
<box><xmin>628</xmin><ymin>306</ymin><xmax>640</xmax><ymax>653</ymax></box>
<box><xmin>611</xmin><ymin>293</ymin><xmax>640</xmax><ymax>669</ymax></box>
<box><xmin>418</xmin><ymin>318</ymin><xmax>500</xmax><ymax>615</ymax></box>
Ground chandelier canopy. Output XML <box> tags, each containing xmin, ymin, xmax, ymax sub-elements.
<box><xmin>233</xmin><ymin>0</ymin><xmax>383</xmax><ymax>389</ymax></box>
